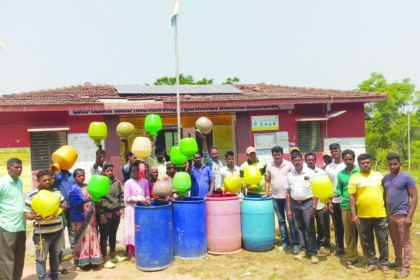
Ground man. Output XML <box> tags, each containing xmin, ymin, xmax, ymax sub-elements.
<box><xmin>305</xmin><ymin>152</ymin><xmax>330</xmax><ymax>255</ymax></box>
<box><xmin>54</xmin><ymin>168</ymin><xmax>75</xmax><ymax>252</ymax></box>
<box><xmin>383</xmin><ymin>153</ymin><xmax>417</xmax><ymax>278</ymax></box>
<box><xmin>286</xmin><ymin>153</ymin><xmax>319</xmax><ymax>264</ymax></box>
<box><xmin>154</xmin><ymin>146</ymin><xmax>167</xmax><ymax>179</ymax></box>
<box><xmin>322</xmin><ymin>153</ymin><xmax>332</xmax><ymax>170</ymax></box>
<box><xmin>264</xmin><ymin>146</ymin><xmax>299</xmax><ymax>254</ymax></box>
<box><xmin>0</xmin><ymin>158</ymin><xmax>26</xmax><ymax>280</ymax></box>
<box><xmin>349</xmin><ymin>153</ymin><xmax>390</xmax><ymax>273</ymax></box>
<box><xmin>330</xmin><ymin>149</ymin><xmax>363</xmax><ymax>265</ymax></box>
<box><xmin>91</xmin><ymin>144</ymin><xmax>106</xmax><ymax>175</ymax></box>
<box><xmin>190</xmin><ymin>152</ymin><xmax>215</xmax><ymax>198</ymax></box>
<box><xmin>240</xmin><ymin>146</ymin><xmax>267</xmax><ymax>195</ymax></box>
<box><xmin>218</xmin><ymin>151</ymin><xmax>240</xmax><ymax>193</ymax></box>
<box><xmin>325</xmin><ymin>143</ymin><xmax>345</xmax><ymax>255</ymax></box>
<box><xmin>25</xmin><ymin>170</ymin><xmax>67</xmax><ymax>280</ymax></box>
<box><xmin>200</xmin><ymin>131</ymin><xmax>224</xmax><ymax>192</ymax></box>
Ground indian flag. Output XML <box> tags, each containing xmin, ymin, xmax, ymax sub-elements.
<box><xmin>171</xmin><ymin>0</ymin><xmax>179</xmax><ymax>26</ymax></box>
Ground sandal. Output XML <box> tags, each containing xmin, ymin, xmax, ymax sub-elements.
<box><xmin>60</xmin><ymin>268</ymin><xmax>69</xmax><ymax>274</ymax></box>
<box><xmin>394</xmin><ymin>271</ymin><xmax>409</xmax><ymax>278</ymax></box>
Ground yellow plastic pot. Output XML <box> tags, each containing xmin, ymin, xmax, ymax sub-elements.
<box><xmin>31</xmin><ymin>190</ymin><xmax>60</xmax><ymax>218</ymax></box>
<box><xmin>312</xmin><ymin>175</ymin><xmax>334</xmax><ymax>204</ymax></box>
<box><xmin>50</xmin><ymin>145</ymin><xmax>78</xmax><ymax>172</ymax></box>
<box><xmin>116</xmin><ymin>122</ymin><xmax>135</xmax><ymax>139</ymax></box>
<box><xmin>223</xmin><ymin>174</ymin><xmax>243</xmax><ymax>194</ymax></box>
<box><xmin>88</xmin><ymin>122</ymin><xmax>108</xmax><ymax>145</ymax></box>
<box><xmin>244</xmin><ymin>166</ymin><xmax>262</xmax><ymax>186</ymax></box>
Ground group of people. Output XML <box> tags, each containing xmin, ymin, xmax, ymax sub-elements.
<box><xmin>262</xmin><ymin>143</ymin><xmax>417</xmax><ymax>278</ymax></box>
<box><xmin>0</xmin><ymin>134</ymin><xmax>417</xmax><ymax>279</ymax></box>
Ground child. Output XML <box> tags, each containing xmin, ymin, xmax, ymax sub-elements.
<box><xmin>68</xmin><ymin>168</ymin><xmax>103</xmax><ymax>268</ymax></box>
<box><xmin>123</xmin><ymin>162</ymin><xmax>150</xmax><ymax>260</ymax></box>
<box><xmin>24</xmin><ymin>170</ymin><xmax>67</xmax><ymax>280</ymax></box>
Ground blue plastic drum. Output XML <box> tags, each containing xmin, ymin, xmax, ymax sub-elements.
<box><xmin>135</xmin><ymin>201</ymin><xmax>173</xmax><ymax>271</ymax></box>
<box><xmin>173</xmin><ymin>197</ymin><xmax>207</xmax><ymax>259</ymax></box>
<box><xmin>241</xmin><ymin>195</ymin><xmax>275</xmax><ymax>251</ymax></box>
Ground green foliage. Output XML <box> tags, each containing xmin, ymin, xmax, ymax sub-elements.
<box><xmin>222</xmin><ymin>77</ymin><xmax>240</xmax><ymax>85</ymax></box>
<box><xmin>357</xmin><ymin>73</ymin><xmax>420</xmax><ymax>168</ymax></box>
<box><xmin>154</xmin><ymin>74</ymin><xmax>213</xmax><ymax>85</ymax></box>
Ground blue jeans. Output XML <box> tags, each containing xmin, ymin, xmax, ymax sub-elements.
<box><xmin>291</xmin><ymin>198</ymin><xmax>317</xmax><ymax>256</ymax></box>
<box><xmin>272</xmin><ymin>198</ymin><xmax>298</xmax><ymax>246</ymax></box>
<box><xmin>33</xmin><ymin>230</ymin><xmax>63</xmax><ymax>280</ymax></box>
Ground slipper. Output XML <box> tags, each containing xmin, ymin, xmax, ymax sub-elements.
<box><xmin>103</xmin><ymin>260</ymin><xmax>116</xmax><ymax>269</ymax></box>
<box><xmin>60</xmin><ymin>268</ymin><xmax>69</xmax><ymax>274</ymax></box>
<box><xmin>111</xmin><ymin>255</ymin><xmax>127</xmax><ymax>263</ymax></box>
<box><xmin>394</xmin><ymin>271</ymin><xmax>409</xmax><ymax>278</ymax></box>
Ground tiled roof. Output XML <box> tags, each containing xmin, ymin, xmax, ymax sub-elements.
<box><xmin>0</xmin><ymin>83</ymin><xmax>387</xmax><ymax>107</ymax></box>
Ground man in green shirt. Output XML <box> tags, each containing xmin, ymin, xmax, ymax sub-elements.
<box><xmin>0</xmin><ymin>158</ymin><xmax>26</xmax><ymax>280</ymax></box>
<box><xmin>240</xmin><ymin>146</ymin><xmax>267</xmax><ymax>195</ymax></box>
<box><xmin>330</xmin><ymin>149</ymin><xmax>363</xmax><ymax>265</ymax></box>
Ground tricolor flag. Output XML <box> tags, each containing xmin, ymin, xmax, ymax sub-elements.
<box><xmin>171</xmin><ymin>0</ymin><xmax>179</xmax><ymax>26</ymax></box>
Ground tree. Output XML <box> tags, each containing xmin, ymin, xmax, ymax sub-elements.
<box><xmin>357</xmin><ymin>73</ymin><xmax>420</xmax><ymax>168</ymax></box>
<box><xmin>222</xmin><ymin>77</ymin><xmax>240</xmax><ymax>85</ymax></box>
<box><xmin>154</xmin><ymin>74</ymin><xmax>213</xmax><ymax>85</ymax></box>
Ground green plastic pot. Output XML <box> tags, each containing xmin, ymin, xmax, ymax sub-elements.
<box><xmin>179</xmin><ymin>138</ymin><xmax>198</xmax><ymax>160</ymax></box>
<box><xmin>88</xmin><ymin>122</ymin><xmax>108</xmax><ymax>145</ymax></box>
<box><xmin>170</xmin><ymin>146</ymin><xmax>187</xmax><ymax>167</ymax></box>
<box><xmin>173</xmin><ymin>172</ymin><xmax>191</xmax><ymax>196</ymax></box>
<box><xmin>87</xmin><ymin>175</ymin><xmax>110</xmax><ymax>202</ymax></box>
<box><xmin>144</xmin><ymin>114</ymin><xmax>162</xmax><ymax>136</ymax></box>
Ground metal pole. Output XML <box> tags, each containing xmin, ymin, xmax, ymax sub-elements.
<box><xmin>174</xmin><ymin>16</ymin><xmax>181</xmax><ymax>144</ymax></box>
<box><xmin>408</xmin><ymin>112</ymin><xmax>411</xmax><ymax>170</ymax></box>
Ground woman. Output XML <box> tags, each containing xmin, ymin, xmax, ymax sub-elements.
<box><xmin>96</xmin><ymin>162</ymin><xmax>125</xmax><ymax>268</ymax></box>
<box><xmin>68</xmin><ymin>168</ymin><xmax>103</xmax><ymax>268</ymax></box>
<box><xmin>123</xmin><ymin>162</ymin><xmax>150</xmax><ymax>260</ymax></box>
<box><xmin>148</xmin><ymin>167</ymin><xmax>159</xmax><ymax>198</ymax></box>
<box><xmin>163</xmin><ymin>161</ymin><xmax>176</xmax><ymax>184</ymax></box>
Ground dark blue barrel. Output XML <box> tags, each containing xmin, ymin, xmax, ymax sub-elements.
<box><xmin>241</xmin><ymin>194</ymin><xmax>275</xmax><ymax>252</ymax></box>
<box><xmin>135</xmin><ymin>201</ymin><xmax>173</xmax><ymax>271</ymax></box>
<box><xmin>173</xmin><ymin>197</ymin><xmax>207</xmax><ymax>259</ymax></box>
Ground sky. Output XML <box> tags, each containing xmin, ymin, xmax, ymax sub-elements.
<box><xmin>0</xmin><ymin>0</ymin><xmax>419</xmax><ymax>95</ymax></box>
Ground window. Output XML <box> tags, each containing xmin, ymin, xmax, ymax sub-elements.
<box><xmin>297</xmin><ymin>121</ymin><xmax>321</xmax><ymax>152</ymax></box>
<box><xmin>30</xmin><ymin>131</ymin><xmax>67</xmax><ymax>170</ymax></box>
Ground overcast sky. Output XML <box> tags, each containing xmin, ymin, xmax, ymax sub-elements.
<box><xmin>0</xmin><ymin>0</ymin><xmax>419</xmax><ymax>94</ymax></box>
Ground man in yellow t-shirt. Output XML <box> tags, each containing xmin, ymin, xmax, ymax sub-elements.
<box><xmin>348</xmin><ymin>153</ymin><xmax>389</xmax><ymax>274</ymax></box>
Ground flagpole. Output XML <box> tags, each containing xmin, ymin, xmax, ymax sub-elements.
<box><xmin>174</xmin><ymin>13</ymin><xmax>181</xmax><ymax>144</ymax></box>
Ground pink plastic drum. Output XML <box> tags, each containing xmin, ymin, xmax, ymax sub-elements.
<box><xmin>206</xmin><ymin>194</ymin><xmax>241</xmax><ymax>254</ymax></box>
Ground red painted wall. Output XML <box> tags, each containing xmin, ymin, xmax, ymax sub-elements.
<box><xmin>0</xmin><ymin>111</ymin><xmax>103</xmax><ymax>148</ymax></box>
<box><xmin>104</xmin><ymin>115</ymin><xmax>122</xmax><ymax>180</ymax></box>
<box><xmin>236</xmin><ymin>112</ymin><xmax>251</xmax><ymax>164</ymax></box>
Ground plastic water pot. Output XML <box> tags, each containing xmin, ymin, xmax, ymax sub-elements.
<box><xmin>144</xmin><ymin>114</ymin><xmax>162</xmax><ymax>136</ymax></box>
<box><xmin>179</xmin><ymin>138</ymin><xmax>198</xmax><ymax>160</ymax></box>
<box><xmin>153</xmin><ymin>180</ymin><xmax>173</xmax><ymax>199</ymax></box>
<box><xmin>135</xmin><ymin>201</ymin><xmax>173</xmax><ymax>271</ymax></box>
<box><xmin>173</xmin><ymin>197</ymin><xmax>207</xmax><ymax>259</ymax></box>
<box><xmin>131</xmin><ymin>137</ymin><xmax>152</xmax><ymax>160</ymax></box>
<box><xmin>312</xmin><ymin>175</ymin><xmax>334</xmax><ymax>204</ymax></box>
<box><xmin>195</xmin><ymin>117</ymin><xmax>213</xmax><ymax>134</ymax></box>
<box><xmin>206</xmin><ymin>194</ymin><xmax>241</xmax><ymax>254</ymax></box>
<box><xmin>223</xmin><ymin>174</ymin><xmax>243</xmax><ymax>194</ymax></box>
<box><xmin>87</xmin><ymin>175</ymin><xmax>110</xmax><ymax>202</ymax></box>
<box><xmin>244</xmin><ymin>166</ymin><xmax>262</xmax><ymax>186</ymax></box>
<box><xmin>241</xmin><ymin>194</ymin><xmax>275</xmax><ymax>251</ymax></box>
<box><xmin>50</xmin><ymin>145</ymin><xmax>78</xmax><ymax>172</ymax></box>
<box><xmin>88</xmin><ymin>122</ymin><xmax>108</xmax><ymax>145</ymax></box>
<box><xmin>116</xmin><ymin>122</ymin><xmax>135</xmax><ymax>139</ymax></box>
<box><xmin>31</xmin><ymin>190</ymin><xmax>60</xmax><ymax>218</ymax></box>
<box><xmin>172</xmin><ymin>172</ymin><xmax>191</xmax><ymax>196</ymax></box>
<box><xmin>169</xmin><ymin>146</ymin><xmax>187</xmax><ymax>167</ymax></box>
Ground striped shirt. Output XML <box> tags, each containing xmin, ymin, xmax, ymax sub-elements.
<box><xmin>287</xmin><ymin>167</ymin><xmax>315</xmax><ymax>201</ymax></box>
<box><xmin>24</xmin><ymin>188</ymin><xmax>64</xmax><ymax>235</ymax></box>
<box><xmin>348</xmin><ymin>171</ymin><xmax>386</xmax><ymax>218</ymax></box>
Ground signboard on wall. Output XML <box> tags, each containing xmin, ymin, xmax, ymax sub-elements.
<box><xmin>251</xmin><ymin>115</ymin><xmax>279</xmax><ymax>131</ymax></box>
<box><xmin>0</xmin><ymin>148</ymin><xmax>32</xmax><ymax>192</ymax></box>
<box><xmin>68</xmin><ymin>133</ymin><xmax>104</xmax><ymax>183</ymax></box>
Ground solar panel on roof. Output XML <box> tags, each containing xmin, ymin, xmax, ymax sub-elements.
<box><xmin>115</xmin><ymin>84</ymin><xmax>242</xmax><ymax>95</ymax></box>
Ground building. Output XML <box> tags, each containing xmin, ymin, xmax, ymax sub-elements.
<box><xmin>0</xmin><ymin>83</ymin><xmax>387</xmax><ymax>190</ymax></box>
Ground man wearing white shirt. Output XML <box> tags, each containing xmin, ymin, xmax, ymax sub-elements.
<box><xmin>305</xmin><ymin>152</ymin><xmax>330</xmax><ymax>255</ymax></box>
<box><xmin>218</xmin><ymin>151</ymin><xmax>240</xmax><ymax>192</ymax></box>
<box><xmin>325</xmin><ymin>143</ymin><xmax>346</xmax><ymax>255</ymax></box>
<box><xmin>264</xmin><ymin>146</ymin><xmax>299</xmax><ymax>254</ymax></box>
<box><xmin>286</xmin><ymin>153</ymin><xmax>319</xmax><ymax>264</ymax></box>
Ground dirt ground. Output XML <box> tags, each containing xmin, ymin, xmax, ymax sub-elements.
<box><xmin>22</xmin><ymin>220</ymin><xmax>420</xmax><ymax>280</ymax></box>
